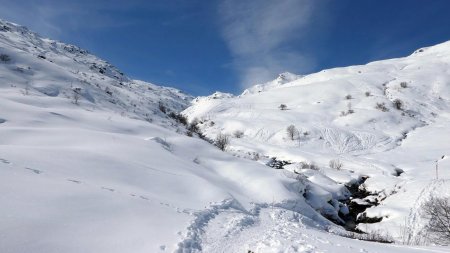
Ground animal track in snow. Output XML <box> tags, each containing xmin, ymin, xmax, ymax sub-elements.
<box><xmin>67</xmin><ymin>179</ymin><xmax>81</xmax><ymax>184</ymax></box>
<box><xmin>0</xmin><ymin>158</ymin><xmax>11</xmax><ymax>164</ymax></box>
<box><xmin>24</xmin><ymin>167</ymin><xmax>43</xmax><ymax>174</ymax></box>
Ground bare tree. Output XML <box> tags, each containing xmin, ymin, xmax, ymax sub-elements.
<box><xmin>286</xmin><ymin>125</ymin><xmax>299</xmax><ymax>140</ymax></box>
<box><xmin>215</xmin><ymin>133</ymin><xmax>230</xmax><ymax>151</ymax></box>
<box><xmin>422</xmin><ymin>197</ymin><xmax>450</xmax><ymax>245</ymax></box>
<box><xmin>72</xmin><ymin>87</ymin><xmax>82</xmax><ymax>105</ymax></box>
<box><xmin>329</xmin><ymin>159</ymin><xmax>343</xmax><ymax>170</ymax></box>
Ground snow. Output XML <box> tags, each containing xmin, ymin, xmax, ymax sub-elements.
<box><xmin>185</xmin><ymin>38</ymin><xmax>450</xmax><ymax>247</ymax></box>
<box><xmin>1</xmin><ymin>18</ymin><xmax>449</xmax><ymax>252</ymax></box>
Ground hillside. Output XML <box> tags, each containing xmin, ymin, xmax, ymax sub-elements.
<box><xmin>0</xmin><ymin>18</ymin><xmax>449</xmax><ymax>252</ymax></box>
<box><xmin>184</xmin><ymin>41</ymin><xmax>450</xmax><ymax>244</ymax></box>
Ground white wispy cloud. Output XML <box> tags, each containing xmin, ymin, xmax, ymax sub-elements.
<box><xmin>218</xmin><ymin>0</ymin><xmax>317</xmax><ymax>88</ymax></box>
<box><xmin>0</xmin><ymin>0</ymin><xmax>145</xmax><ymax>39</ymax></box>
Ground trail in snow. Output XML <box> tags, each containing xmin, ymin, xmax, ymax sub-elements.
<box><xmin>176</xmin><ymin>203</ymin><xmax>449</xmax><ymax>253</ymax></box>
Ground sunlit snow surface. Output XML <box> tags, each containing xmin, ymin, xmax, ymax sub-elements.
<box><xmin>1</xmin><ymin>19</ymin><xmax>449</xmax><ymax>252</ymax></box>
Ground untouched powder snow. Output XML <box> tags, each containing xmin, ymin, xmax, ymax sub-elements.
<box><xmin>0</xmin><ymin>19</ymin><xmax>449</xmax><ymax>252</ymax></box>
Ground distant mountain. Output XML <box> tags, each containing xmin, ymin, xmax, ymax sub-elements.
<box><xmin>241</xmin><ymin>72</ymin><xmax>303</xmax><ymax>95</ymax></box>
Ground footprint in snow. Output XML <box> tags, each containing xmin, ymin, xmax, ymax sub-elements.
<box><xmin>101</xmin><ymin>187</ymin><xmax>115</xmax><ymax>192</ymax></box>
<box><xmin>140</xmin><ymin>195</ymin><xmax>149</xmax><ymax>200</ymax></box>
<box><xmin>67</xmin><ymin>179</ymin><xmax>81</xmax><ymax>184</ymax></box>
<box><xmin>0</xmin><ymin>158</ymin><xmax>11</xmax><ymax>164</ymax></box>
<box><xmin>25</xmin><ymin>167</ymin><xmax>42</xmax><ymax>174</ymax></box>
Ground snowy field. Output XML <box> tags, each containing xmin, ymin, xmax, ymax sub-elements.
<box><xmin>1</xmin><ymin>19</ymin><xmax>449</xmax><ymax>252</ymax></box>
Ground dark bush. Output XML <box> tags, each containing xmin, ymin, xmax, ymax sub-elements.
<box><xmin>215</xmin><ymin>133</ymin><xmax>230</xmax><ymax>151</ymax></box>
<box><xmin>0</xmin><ymin>54</ymin><xmax>11</xmax><ymax>62</ymax></box>
<box><xmin>187</xmin><ymin>118</ymin><xmax>201</xmax><ymax>134</ymax></box>
<box><xmin>376</xmin><ymin>102</ymin><xmax>389</xmax><ymax>112</ymax></box>
<box><xmin>158</xmin><ymin>101</ymin><xmax>167</xmax><ymax>113</ymax></box>
<box><xmin>393</xmin><ymin>99</ymin><xmax>403</xmax><ymax>110</ymax></box>
<box><xmin>168</xmin><ymin>112</ymin><xmax>188</xmax><ymax>125</ymax></box>
<box><xmin>267</xmin><ymin>157</ymin><xmax>291</xmax><ymax>169</ymax></box>
<box><xmin>233</xmin><ymin>130</ymin><xmax>244</xmax><ymax>138</ymax></box>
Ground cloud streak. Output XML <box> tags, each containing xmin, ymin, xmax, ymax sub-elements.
<box><xmin>0</xmin><ymin>0</ymin><xmax>148</xmax><ymax>39</ymax></box>
<box><xmin>218</xmin><ymin>0</ymin><xmax>317</xmax><ymax>88</ymax></box>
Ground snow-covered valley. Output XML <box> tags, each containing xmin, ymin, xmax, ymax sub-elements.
<box><xmin>1</xmin><ymin>19</ymin><xmax>449</xmax><ymax>252</ymax></box>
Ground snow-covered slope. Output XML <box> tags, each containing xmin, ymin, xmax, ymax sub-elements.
<box><xmin>1</xmin><ymin>18</ymin><xmax>449</xmax><ymax>253</ymax></box>
<box><xmin>0</xmin><ymin>19</ymin><xmax>192</xmax><ymax>125</ymax></box>
<box><xmin>184</xmin><ymin>41</ymin><xmax>450</xmax><ymax>244</ymax></box>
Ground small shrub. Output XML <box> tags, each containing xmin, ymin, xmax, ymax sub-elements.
<box><xmin>168</xmin><ymin>112</ymin><xmax>188</xmax><ymax>125</ymax></box>
<box><xmin>72</xmin><ymin>87</ymin><xmax>81</xmax><ymax>105</ymax></box>
<box><xmin>233</xmin><ymin>130</ymin><xmax>244</xmax><ymax>138</ymax></box>
<box><xmin>375</xmin><ymin>102</ymin><xmax>389</xmax><ymax>112</ymax></box>
<box><xmin>309</xmin><ymin>162</ymin><xmax>320</xmax><ymax>171</ymax></box>
<box><xmin>393</xmin><ymin>99</ymin><xmax>403</xmax><ymax>110</ymax></box>
<box><xmin>187</xmin><ymin>118</ymin><xmax>200</xmax><ymax>134</ymax></box>
<box><xmin>341</xmin><ymin>103</ymin><xmax>355</xmax><ymax>116</ymax></box>
<box><xmin>329</xmin><ymin>159</ymin><xmax>343</xmax><ymax>170</ymax></box>
<box><xmin>21</xmin><ymin>85</ymin><xmax>30</xmax><ymax>96</ymax></box>
<box><xmin>400</xmin><ymin>82</ymin><xmax>408</xmax><ymax>88</ymax></box>
<box><xmin>298</xmin><ymin>161</ymin><xmax>319</xmax><ymax>171</ymax></box>
<box><xmin>347</xmin><ymin>102</ymin><xmax>354</xmax><ymax>114</ymax></box>
<box><xmin>215</xmin><ymin>133</ymin><xmax>230</xmax><ymax>151</ymax></box>
<box><xmin>286</xmin><ymin>125</ymin><xmax>299</xmax><ymax>140</ymax></box>
<box><xmin>279</xmin><ymin>104</ymin><xmax>287</xmax><ymax>110</ymax></box>
<box><xmin>105</xmin><ymin>87</ymin><xmax>113</xmax><ymax>96</ymax></box>
<box><xmin>267</xmin><ymin>157</ymin><xmax>291</xmax><ymax>169</ymax></box>
<box><xmin>345</xmin><ymin>94</ymin><xmax>352</xmax><ymax>100</ymax></box>
<box><xmin>0</xmin><ymin>54</ymin><xmax>11</xmax><ymax>62</ymax></box>
<box><xmin>158</xmin><ymin>101</ymin><xmax>167</xmax><ymax>113</ymax></box>
<box><xmin>365</xmin><ymin>91</ymin><xmax>371</xmax><ymax>97</ymax></box>
<box><xmin>340</xmin><ymin>230</ymin><xmax>394</xmax><ymax>243</ymax></box>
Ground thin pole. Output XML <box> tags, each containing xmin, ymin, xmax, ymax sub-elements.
<box><xmin>436</xmin><ymin>161</ymin><xmax>439</xmax><ymax>180</ymax></box>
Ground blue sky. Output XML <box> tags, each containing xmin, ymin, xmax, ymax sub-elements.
<box><xmin>1</xmin><ymin>0</ymin><xmax>450</xmax><ymax>95</ymax></box>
